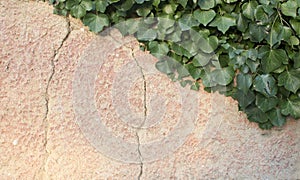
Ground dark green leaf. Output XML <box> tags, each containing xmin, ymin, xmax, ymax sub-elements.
<box><xmin>211</xmin><ymin>66</ymin><xmax>235</xmax><ymax>86</ymax></box>
<box><xmin>209</xmin><ymin>15</ymin><xmax>236</xmax><ymax>34</ymax></box>
<box><xmin>95</xmin><ymin>0</ymin><xmax>109</xmax><ymax>13</ymax></box>
<box><xmin>234</xmin><ymin>89</ymin><xmax>255</xmax><ymax>109</ymax></box>
<box><xmin>245</xmin><ymin>106</ymin><xmax>269</xmax><ymax>123</ymax></box>
<box><xmin>192</xmin><ymin>52</ymin><xmax>212</xmax><ymax>67</ymax></box>
<box><xmin>256</xmin><ymin>94</ymin><xmax>278</xmax><ymax>112</ymax></box>
<box><xmin>237</xmin><ymin>73</ymin><xmax>252</xmax><ymax>94</ymax></box>
<box><xmin>278</xmin><ymin>69</ymin><xmax>300</xmax><ymax>93</ymax></box>
<box><xmin>178</xmin><ymin>14</ymin><xmax>200</xmax><ymax>31</ymax></box>
<box><xmin>242</xmin><ymin>1</ymin><xmax>258</xmax><ymax>20</ymax></box>
<box><xmin>290</xmin><ymin>19</ymin><xmax>300</xmax><ymax>36</ymax></box>
<box><xmin>268</xmin><ymin>108</ymin><xmax>286</xmax><ymax>126</ymax></box>
<box><xmin>261</xmin><ymin>49</ymin><xmax>288</xmax><ymax>73</ymax></box>
<box><xmin>267</xmin><ymin>21</ymin><xmax>283</xmax><ymax>47</ymax></box>
<box><xmin>281</xmin><ymin>0</ymin><xmax>298</xmax><ymax>17</ymax></box>
<box><xmin>198</xmin><ymin>0</ymin><xmax>216</xmax><ymax>10</ymax></box>
<box><xmin>83</xmin><ymin>13</ymin><xmax>109</xmax><ymax>32</ymax></box>
<box><xmin>281</xmin><ymin>98</ymin><xmax>300</xmax><ymax>118</ymax></box>
<box><xmin>193</xmin><ymin>9</ymin><xmax>216</xmax><ymax>26</ymax></box>
<box><xmin>253</xmin><ymin>74</ymin><xmax>278</xmax><ymax>97</ymax></box>
<box><xmin>249</xmin><ymin>23</ymin><xmax>267</xmax><ymax>42</ymax></box>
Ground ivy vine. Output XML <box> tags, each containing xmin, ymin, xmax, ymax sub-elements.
<box><xmin>51</xmin><ymin>0</ymin><xmax>300</xmax><ymax>129</ymax></box>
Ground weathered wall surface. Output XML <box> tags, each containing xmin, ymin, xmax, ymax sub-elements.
<box><xmin>1</xmin><ymin>0</ymin><xmax>300</xmax><ymax>179</ymax></box>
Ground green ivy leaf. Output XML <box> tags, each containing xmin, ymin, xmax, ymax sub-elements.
<box><xmin>198</xmin><ymin>0</ymin><xmax>216</xmax><ymax>10</ymax></box>
<box><xmin>192</xmin><ymin>52</ymin><xmax>212</xmax><ymax>67</ymax></box>
<box><xmin>256</xmin><ymin>94</ymin><xmax>278</xmax><ymax>112</ymax></box>
<box><xmin>261</xmin><ymin>49</ymin><xmax>288</xmax><ymax>73</ymax></box>
<box><xmin>245</xmin><ymin>106</ymin><xmax>269</xmax><ymax>123</ymax></box>
<box><xmin>278</xmin><ymin>69</ymin><xmax>300</xmax><ymax>93</ymax></box>
<box><xmin>209</xmin><ymin>15</ymin><xmax>236</xmax><ymax>34</ymax></box>
<box><xmin>177</xmin><ymin>0</ymin><xmax>188</xmax><ymax>8</ymax></box>
<box><xmin>178</xmin><ymin>14</ymin><xmax>200</xmax><ymax>31</ymax></box>
<box><xmin>267</xmin><ymin>21</ymin><xmax>283</xmax><ymax>47</ymax></box>
<box><xmin>211</xmin><ymin>66</ymin><xmax>235</xmax><ymax>86</ymax></box>
<box><xmin>95</xmin><ymin>0</ymin><xmax>109</xmax><ymax>13</ymax></box>
<box><xmin>253</xmin><ymin>74</ymin><xmax>278</xmax><ymax>97</ymax></box>
<box><xmin>234</xmin><ymin>89</ymin><xmax>255</xmax><ymax>109</ymax></box>
<box><xmin>281</xmin><ymin>0</ymin><xmax>298</xmax><ymax>18</ymax></box>
<box><xmin>242</xmin><ymin>1</ymin><xmax>258</xmax><ymax>20</ymax></box>
<box><xmin>281</xmin><ymin>98</ymin><xmax>300</xmax><ymax>118</ymax></box>
<box><xmin>249</xmin><ymin>23</ymin><xmax>267</xmax><ymax>42</ymax></box>
<box><xmin>268</xmin><ymin>108</ymin><xmax>286</xmax><ymax>127</ymax></box>
<box><xmin>193</xmin><ymin>9</ymin><xmax>216</xmax><ymax>26</ymax></box>
<box><xmin>237</xmin><ymin>13</ymin><xmax>249</xmax><ymax>32</ymax></box>
<box><xmin>199</xmin><ymin>36</ymin><xmax>219</xmax><ymax>53</ymax></box>
<box><xmin>237</xmin><ymin>73</ymin><xmax>252</xmax><ymax>94</ymax></box>
<box><xmin>83</xmin><ymin>13</ymin><xmax>109</xmax><ymax>33</ymax></box>
<box><xmin>136</xmin><ymin>7</ymin><xmax>151</xmax><ymax>17</ymax></box>
<box><xmin>70</xmin><ymin>4</ymin><xmax>86</xmax><ymax>18</ymax></box>
<box><xmin>290</xmin><ymin>19</ymin><xmax>300</xmax><ymax>36</ymax></box>
<box><xmin>147</xmin><ymin>41</ymin><xmax>169</xmax><ymax>55</ymax></box>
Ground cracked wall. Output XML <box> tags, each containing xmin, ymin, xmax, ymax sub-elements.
<box><xmin>1</xmin><ymin>0</ymin><xmax>300</xmax><ymax>179</ymax></box>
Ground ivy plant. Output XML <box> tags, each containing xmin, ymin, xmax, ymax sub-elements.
<box><xmin>50</xmin><ymin>0</ymin><xmax>300</xmax><ymax>129</ymax></box>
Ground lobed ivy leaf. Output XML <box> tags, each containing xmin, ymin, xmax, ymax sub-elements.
<box><xmin>245</xmin><ymin>106</ymin><xmax>269</xmax><ymax>123</ymax></box>
<box><xmin>95</xmin><ymin>0</ymin><xmax>109</xmax><ymax>13</ymax></box>
<box><xmin>198</xmin><ymin>0</ymin><xmax>216</xmax><ymax>10</ymax></box>
<box><xmin>290</xmin><ymin>19</ymin><xmax>300</xmax><ymax>36</ymax></box>
<box><xmin>261</xmin><ymin>49</ymin><xmax>288</xmax><ymax>73</ymax></box>
<box><xmin>242</xmin><ymin>1</ymin><xmax>258</xmax><ymax>21</ymax></box>
<box><xmin>211</xmin><ymin>66</ymin><xmax>235</xmax><ymax>86</ymax></box>
<box><xmin>256</xmin><ymin>94</ymin><xmax>278</xmax><ymax>112</ymax></box>
<box><xmin>83</xmin><ymin>13</ymin><xmax>109</xmax><ymax>33</ymax></box>
<box><xmin>234</xmin><ymin>89</ymin><xmax>255</xmax><ymax>110</ymax></box>
<box><xmin>268</xmin><ymin>108</ymin><xmax>286</xmax><ymax>127</ymax></box>
<box><xmin>281</xmin><ymin>0</ymin><xmax>298</xmax><ymax>18</ymax></box>
<box><xmin>237</xmin><ymin>73</ymin><xmax>252</xmax><ymax>94</ymax></box>
<box><xmin>281</xmin><ymin>98</ymin><xmax>300</xmax><ymax>118</ymax></box>
<box><xmin>253</xmin><ymin>74</ymin><xmax>278</xmax><ymax>97</ymax></box>
<box><xmin>193</xmin><ymin>9</ymin><xmax>216</xmax><ymax>26</ymax></box>
<box><xmin>209</xmin><ymin>14</ymin><xmax>236</xmax><ymax>34</ymax></box>
<box><xmin>278</xmin><ymin>69</ymin><xmax>300</xmax><ymax>93</ymax></box>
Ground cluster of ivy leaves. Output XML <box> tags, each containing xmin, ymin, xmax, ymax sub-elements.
<box><xmin>50</xmin><ymin>0</ymin><xmax>300</xmax><ymax>129</ymax></box>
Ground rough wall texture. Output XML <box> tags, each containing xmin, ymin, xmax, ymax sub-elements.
<box><xmin>1</xmin><ymin>0</ymin><xmax>300</xmax><ymax>179</ymax></box>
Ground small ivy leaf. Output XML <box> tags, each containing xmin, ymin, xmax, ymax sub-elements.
<box><xmin>278</xmin><ymin>69</ymin><xmax>300</xmax><ymax>94</ymax></box>
<box><xmin>289</xmin><ymin>36</ymin><xmax>300</xmax><ymax>46</ymax></box>
<box><xmin>209</xmin><ymin>15</ymin><xmax>236</xmax><ymax>34</ymax></box>
<box><xmin>246</xmin><ymin>59</ymin><xmax>259</xmax><ymax>73</ymax></box>
<box><xmin>247</xmin><ymin>49</ymin><xmax>258</xmax><ymax>61</ymax></box>
<box><xmin>245</xmin><ymin>106</ymin><xmax>269</xmax><ymax>123</ymax></box>
<box><xmin>81</xmin><ymin>0</ymin><xmax>93</xmax><ymax>11</ymax></box>
<box><xmin>148</xmin><ymin>41</ymin><xmax>169</xmax><ymax>55</ymax></box>
<box><xmin>242</xmin><ymin>1</ymin><xmax>258</xmax><ymax>21</ymax></box>
<box><xmin>199</xmin><ymin>36</ymin><xmax>219</xmax><ymax>53</ymax></box>
<box><xmin>65</xmin><ymin>0</ymin><xmax>80</xmax><ymax>10</ymax></box>
<box><xmin>137</xmin><ymin>29</ymin><xmax>157</xmax><ymax>41</ymax></box>
<box><xmin>282</xmin><ymin>26</ymin><xmax>293</xmax><ymax>42</ymax></box>
<box><xmin>261</xmin><ymin>49</ymin><xmax>289</xmax><ymax>73</ymax></box>
<box><xmin>192</xmin><ymin>52</ymin><xmax>212</xmax><ymax>67</ymax></box>
<box><xmin>191</xmin><ymin>81</ymin><xmax>200</xmax><ymax>91</ymax></box>
<box><xmin>186</xmin><ymin>64</ymin><xmax>202</xmax><ymax>80</ymax></box>
<box><xmin>267</xmin><ymin>21</ymin><xmax>283</xmax><ymax>47</ymax></box>
<box><xmin>256</xmin><ymin>94</ymin><xmax>278</xmax><ymax>112</ymax></box>
<box><xmin>83</xmin><ymin>13</ymin><xmax>109</xmax><ymax>33</ymax></box>
<box><xmin>281</xmin><ymin>0</ymin><xmax>298</xmax><ymax>18</ymax></box>
<box><xmin>237</xmin><ymin>73</ymin><xmax>252</xmax><ymax>94</ymax></box>
<box><xmin>253</xmin><ymin>74</ymin><xmax>278</xmax><ymax>97</ymax></box>
<box><xmin>281</xmin><ymin>98</ymin><xmax>300</xmax><ymax>118</ymax></box>
<box><xmin>177</xmin><ymin>0</ymin><xmax>188</xmax><ymax>8</ymax></box>
<box><xmin>163</xmin><ymin>4</ymin><xmax>178</xmax><ymax>14</ymax></box>
<box><xmin>198</xmin><ymin>0</ymin><xmax>216</xmax><ymax>10</ymax></box>
<box><xmin>118</xmin><ymin>0</ymin><xmax>135</xmax><ymax>11</ymax></box>
<box><xmin>193</xmin><ymin>9</ymin><xmax>216</xmax><ymax>26</ymax></box>
<box><xmin>70</xmin><ymin>4</ymin><xmax>86</xmax><ymax>18</ymax></box>
<box><xmin>155</xmin><ymin>59</ymin><xmax>175</xmax><ymax>74</ymax></box>
<box><xmin>211</xmin><ymin>66</ymin><xmax>235</xmax><ymax>86</ymax></box>
<box><xmin>249</xmin><ymin>23</ymin><xmax>267</xmax><ymax>42</ymax></box>
<box><xmin>254</xmin><ymin>5</ymin><xmax>269</xmax><ymax>24</ymax></box>
<box><xmin>201</xmin><ymin>71</ymin><xmax>217</xmax><ymax>87</ymax></box>
<box><xmin>178</xmin><ymin>14</ymin><xmax>200</xmax><ymax>31</ymax></box>
<box><xmin>290</xmin><ymin>19</ymin><xmax>300</xmax><ymax>36</ymax></box>
<box><xmin>234</xmin><ymin>89</ymin><xmax>255</xmax><ymax>110</ymax></box>
<box><xmin>136</xmin><ymin>7</ymin><xmax>151</xmax><ymax>17</ymax></box>
<box><xmin>177</xmin><ymin>65</ymin><xmax>190</xmax><ymax>79</ymax></box>
<box><xmin>268</xmin><ymin>108</ymin><xmax>286</xmax><ymax>127</ymax></box>
<box><xmin>293</xmin><ymin>52</ymin><xmax>300</xmax><ymax>68</ymax></box>
<box><xmin>152</xmin><ymin>0</ymin><xmax>160</xmax><ymax>7</ymax></box>
<box><xmin>237</xmin><ymin>13</ymin><xmax>249</xmax><ymax>33</ymax></box>
<box><xmin>95</xmin><ymin>0</ymin><xmax>109</xmax><ymax>13</ymax></box>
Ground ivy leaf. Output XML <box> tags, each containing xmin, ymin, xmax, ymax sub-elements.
<box><xmin>268</xmin><ymin>108</ymin><xmax>286</xmax><ymax>127</ymax></box>
<box><xmin>135</xmin><ymin>0</ymin><xmax>145</xmax><ymax>4</ymax></box>
<box><xmin>199</xmin><ymin>36</ymin><xmax>219</xmax><ymax>53</ymax></box>
<box><xmin>136</xmin><ymin>7</ymin><xmax>151</xmax><ymax>17</ymax></box>
<box><xmin>178</xmin><ymin>14</ymin><xmax>200</xmax><ymax>31</ymax></box>
<box><xmin>245</xmin><ymin>106</ymin><xmax>269</xmax><ymax>123</ymax></box>
<box><xmin>237</xmin><ymin>73</ymin><xmax>252</xmax><ymax>94</ymax></box>
<box><xmin>192</xmin><ymin>52</ymin><xmax>212</xmax><ymax>67</ymax></box>
<box><xmin>177</xmin><ymin>0</ymin><xmax>188</xmax><ymax>8</ymax></box>
<box><xmin>198</xmin><ymin>0</ymin><xmax>216</xmax><ymax>10</ymax></box>
<box><xmin>261</xmin><ymin>49</ymin><xmax>288</xmax><ymax>73</ymax></box>
<box><xmin>253</xmin><ymin>74</ymin><xmax>278</xmax><ymax>97</ymax></box>
<box><xmin>147</xmin><ymin>41</ymin><xmax>169</xmax><ymax>56</ymax></box>
<box><xmin>209</xmin><ymin>15</ymin><xmax>236</xmax><ymax>34</ymax></box>
<box><xmin>137</xmin><ymin>29</ymin><xmax>157</xmax><ymax>41</ymax></box>
<box><xmin>95</xmin><ymin>0</ymin><xmax>109</xmax><ymax>13</ymax></box>
<box><xmin>290</xmin><ymin>19</ymin><xmax>300</xmax><ymax>36</ymax></box>
<box><xmin>256</xmin><ymin>94</ymin><xmax>278</xmax><ymax>112</ymax></box>
<box><xmin>83</xmin><ymin>13</ymin><xmax>109</xmax><ymax>33</ymax></box>
<box><xmin>281</xmin><ymin>98</ymin><xmax>300</xmax><ymax>118</ymax></box>
<box><xmin>211</xmin><ymin>66</ymin><xmax>235</xmax><ymax>86</ymax></box>
<box><xmin>249</xmin><ymin>23</ymin><xmax>267</xmax><ymax>42</ymax></box>
<box><xmin>155</xmin><ymin>59</ymin><xmax>176</xmax><ymax>74</ymax></box>
<box><xmin>237</xmin><ymin>13</ymin><xmax>249</xmax><ymax>32</ymax></box>
<box><xmin>234</xmin><ymin>89</ymin><xmax>255</xmax><ymax>109</ymax></box>
<box><xmin>278</xmin><ymin>69</ymin><xmax>300</xmax><ymax>93</ymax></box>
<box><xmin>242</xmin><ymin>1</ymin><xmax>258</xmax><ymax>20</ymax></box>
<box><xmin>193</xmin><ymin>9</ymin><xmax>216</xmax><ymax>26</ymax></box>
<box><xmin>267</xmin><ymin>21</ymin><xmax>283</xmax><ymax>47</ymax></box>
<box><xmin>281</xmin><ymin>0</ymin><xmax>298</xmax><ymax>18</ymax></box>
<box><xmin>70</xmin><ymin>4</ymin><xmax>86</xmax><ymax>18</ymax></box>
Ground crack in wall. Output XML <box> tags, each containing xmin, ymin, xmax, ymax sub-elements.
<box><xmin>37</xmin><ymin>16</ymin><xmax>71</xmax><ymax>179</ymax></box>
<box><xmin>130</xmin><ymin>48</ymin><xmax>147</xmax><ymax>180</ymax></box>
